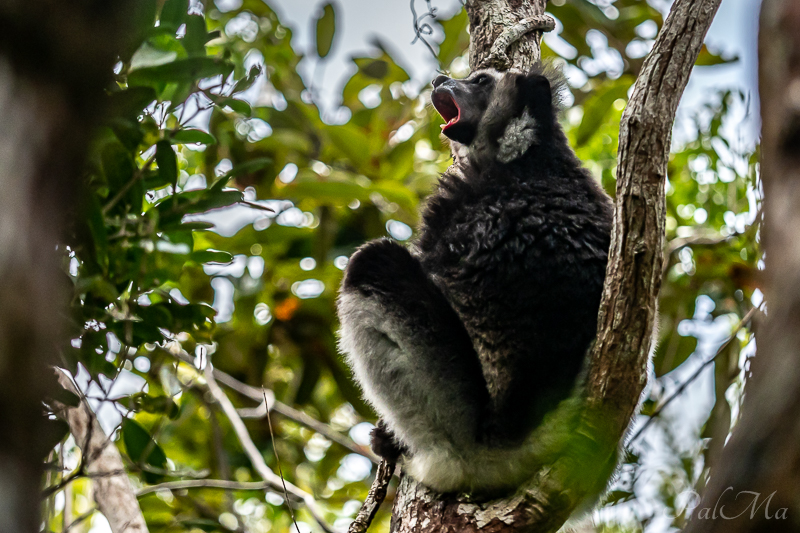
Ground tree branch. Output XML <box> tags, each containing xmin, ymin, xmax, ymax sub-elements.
<box><xmin>347</xmin><ymin>460</ymin><xmax>395</xmax><ymax>533</ymax></box>
<box><xmin>202</xmin><ymin>366</ymin><xmax>338</xmax><ymax>533</ymax></box>
<box><xmin>388</xmin><ymin>0</ymin><xmax>721</xmax><ymax>531</ymax></box>
<box><xmin>170</xmin><ymin>349</ymin><xmax>377</xmax><ymax>463</ymax></box>
<box><xmin>137</xmin><ymin>479</ymin><xmax>278</xmax><ymax>498</ymax></box>
<box><xmin>52</xmin><ymin>369</ymin><xmax>148</xmax><ymax>533</ymax></box>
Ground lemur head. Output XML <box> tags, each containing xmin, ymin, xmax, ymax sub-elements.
<box><xmin>431</xmin><ymin>65</ymin><xmax>564</xmax><ymax>164</ymax></box>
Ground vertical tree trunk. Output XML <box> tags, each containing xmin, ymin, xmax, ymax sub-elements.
<box><xmin>387</xmin><ymin>1</ymin><xmax>719</xmax><ymax>531</ymax></box>
<box><xmin>467</xmin><ymin>0</ymin><xmax>548</xmax><ymax>71</ymax></box>
<box><xmin>0</xmin><ymin>2</ymin><xmax>135</xmax><ymax>531</ymax></box>
<box><xmin>683</xmin><ymin>1</ymin><xmax>800</xmax><ymax>531</ymax></box>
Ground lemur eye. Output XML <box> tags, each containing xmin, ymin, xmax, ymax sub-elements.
<box><xmin>474</xmin><ymin>74</ymin><xmax>491</xmax><ymax>85</ymax></box>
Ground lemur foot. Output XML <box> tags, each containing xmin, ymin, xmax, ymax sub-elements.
<box><xmin>370</xmin><ymin>419</ymin><xmax>407</xmax><ymax>463</ymax></box>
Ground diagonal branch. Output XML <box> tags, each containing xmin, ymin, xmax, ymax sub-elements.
<box><xmin>170</xmin><ymin>349</ymin><xmax>377</xmax><ymax>462</ymax></box>
<box><xmin>202</xmin><ymin>366</ymin><xmax>338</xmax><ymax>533</ymax></box>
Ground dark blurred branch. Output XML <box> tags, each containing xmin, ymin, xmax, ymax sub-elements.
<box><xmin>683</xmin><ymin>1</ymin><xmax>800</xmax><ymax>531</ymax></box>
<box><xmin>0</xmin><ymin>1</ymin><xmax>136</xmax><ymax>531</ymax></box>
<box><xmin>171</xmin><ymin>349</ymin><xmax>378</xmax><ymax>462</ymax></box>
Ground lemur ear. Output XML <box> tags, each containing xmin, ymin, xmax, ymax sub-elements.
<box><xmin>518</xmin><ymin>72</ymin><xmax>553</xmax><ymax>114</ymax></box>
<box><xmin>495</xmin><ymin>73</ymin><xmax>545</xmax><ymax>163</ymax></box>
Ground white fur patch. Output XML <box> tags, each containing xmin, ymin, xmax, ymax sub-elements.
<box><xmin>497</xmin><ymin>109</ymin><xmax>538</xmax><ymax>163</ymax></box>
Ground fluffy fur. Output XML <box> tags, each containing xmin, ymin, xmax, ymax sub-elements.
<box><xmin>337</xmin><ymin>64</ymin><xmax>614</xmax><ymax>494</ymax></box>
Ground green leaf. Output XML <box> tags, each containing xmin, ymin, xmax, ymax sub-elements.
<box><xmin>314</xmin><ymin>3</ymin><xmax>337</xmax><ymax>59</ymax></box>
<box><xmin>122</xmin><ymin>419</ymin><xmax>168</xmax><ymax>483</ymax></box>
<box><xmin>231</xmin><ymin>65</ymin><xmax>262</xmax><ymax>94</ymax></box>
<box><xmin>155</xmin><ymin>140</ymin><xmax>178</xmax><ymax>187</ymax></box>
<box><xmin>362</xmin><ymin>59</ymin><xmax>389</xmax><ymax>79</ymax></box>
<box><xmin>39</xmin><ymin>418</ymin><xmax>71</xmax><ymax>457</ymax></box>
<box><xmin>179</xmin><ymin>519</ymin><xmax>220</xmax><ymax>532</ymax></box>
<box><xmin>437</xmin><ymin>9</ymin><xmax>469</xmax><ymax>67</ymax></box>
<box><xmin>208</xmin><ymin>94</ymin><xmax>252</xmax><ymax>115</ymax></box>
<box><xmin>162</xmin><ymin>220</ymin><xmax>215</xmax><ymax>232</ymax></box>
<box><xmin>639</xmin><ymin>398</ymin><xmax>657</xmax><ymax>417</ymax></box>
<box><xmin>108</xmin><ymin>87</ymin><xmax>157</xmax><ymax>119</ymax></box>
<box><xmin>127</xmin><ymin>392</ymin><xmax>181</xmax><ymax>419</ymax></box>
<box><xmin>182</xmin><ymin>14</ymin><xmax>208</xmax><ymax>57</ymax></box>
<box><xmin>159</xmin><ymin>0</ymin><xmax>188</xmax><ymax>32</ymax></box>
<box><xmin>101</xmin><ymin>140</ymin><xmax>135</xmax><ymax>192</ymax></box>
<box><xmin>324</xmin><ymin>124</ymin><xmax>371</xmax><ymax>169</ymax></box>
<box><xmin>156</xmin><ymin>189</ymin><xmax>243</xmax><ymax>227</ymax></box>
<box><xmin>605</xmin><ymin>490</ymin><xmax>635</xmax><ymax>506</ymax></box>
<box><xmin>108</xmin><ymin>117</ymin><xmax>144</xmax><ymax>150</ymax></box>
<box><xmin>209</xmin><ymin>157</ymin><xmax>273</xmax><ymax>191</ymax></box>
<box><xmin>128</xmin><ymin>57</ymin><xmax>233</xmax><ymax>87</ymax></box>
<box><xmin>85</xmin><ymin>194</ymin><xmax>109</xmax><ymax>271</ymax></box>
<box><xmin>49</xmin><ymin>386</ymin><xmax>81</xmax><ymax>408</ymax></box>
<box><xmin>695</xmin><ymin>44</ymin><xmax>739</xmax><ymax>66</ymax></box>
<box><xmin>652</xmin><ymin>330</ymin><xmax>699</xmax><ymax>377</ymax></box>
<box><xmin>191</xmin><ymin>250</ymin><xmax>233</xmax><ymax>264</ymax></box>
<box><xmin>171</xmin><ymin>129</ymin><xmax>216</xmax><ymax>145</ymax></box>
<box><xmin>575</xmin><ymin>76</ymin><xmax>632</xmax><ymax>147</ymax></box>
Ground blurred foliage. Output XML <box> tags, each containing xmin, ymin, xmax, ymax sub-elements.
<box><xmin>44</xmin><ymin>1</ymin><xmax>759</xmax><ymax>532</ymax></box>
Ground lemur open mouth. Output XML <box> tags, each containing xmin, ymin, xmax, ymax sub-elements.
<box><xmin>432</xmin><ymin>91</ymin><xmax>460</xmax><ymax>131</ymax></box>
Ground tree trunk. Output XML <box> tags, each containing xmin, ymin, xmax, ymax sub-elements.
<box><xmin>0</xmin><ymin>2</ymin><xmax>135</xmax><ymax>531</ymax></box>
<box><xmin>388</xmin><ymin>1</ymin><xmax>720</xmax><ymax>531</ymax></box>
<box><xmin>467</xmin><ymin>0</ymin><xmax>548</xmax><ymax>71</ymax></box>
<box><xmin>683</xmin><ymin>1</ymin><xmax>800</xmax><ymax>531</ymax></box>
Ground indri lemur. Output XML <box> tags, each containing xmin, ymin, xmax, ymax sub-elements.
<box><xmin>338</xmin><ymin>65</ymin><xmax>614</xmax><ymax>494</ymax></box>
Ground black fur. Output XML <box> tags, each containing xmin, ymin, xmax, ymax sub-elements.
<box><xmin>339</xmin><ymin>65</ymin><xmax>613</xmax><ymax>482</ymax></box>
<box><xmin>370</xmin><ymin>420</ymin><xmax>407</xmax><ymax>463</ymax></box>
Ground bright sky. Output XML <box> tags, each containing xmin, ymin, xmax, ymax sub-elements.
<box><xmin>268</xmin><ymin>0</ymin><xmax>762</xmax><ymax>147</ymax></box>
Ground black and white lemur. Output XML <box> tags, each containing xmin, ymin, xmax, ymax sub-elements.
<box><xmin>337</xmin><ymin>65</ymin><xmax>614</xmax><ymax>494</ymax></box>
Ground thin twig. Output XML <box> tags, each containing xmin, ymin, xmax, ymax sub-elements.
<box><xmin>63</xmin><ymin>507</ymin><xmax>96</xmax><ymax>532</ymax></box>
<box><xmin>410</xmin><ymin>0</ymin><xmax>438</xmax><ymax>60</ymax></box>
<box><xmin>203</xmin><ymin>366</ymin><xmax>338</xmax><ymax>533</ymax></box>
<box><xmin>629</xmin><ymin>305</ymin><xmax>759</xmax><ymax>444</ymax></box>
<box><xmin>347</xmin><ymin>460</ymin><xmax>396</xmax><ymax>533</ymax></box>
<box><xmin>102</xmin><ymin>153</ymin><xmax>157</xmax><ymax>215</ymax></box>
<box><xmin>170</xmin><ymin>349</ymin><xmax>377</xmax><ymax>462</ymax></box>
<box><xmin>265</xmin><ymin>389</ymin><xmax>301</xmax><ymax>533</ymax></box>
<box><xmin>136</xmin><ymin>479</ymin><xmax>283</xmax><ymax>498</ymax></box>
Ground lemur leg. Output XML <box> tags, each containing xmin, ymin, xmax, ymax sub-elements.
<box><xmin>338</xmin><ymin>239</ymin><xmax>488</xmax><ymax>459</ymax></box>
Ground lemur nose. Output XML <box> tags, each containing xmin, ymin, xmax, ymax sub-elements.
<box><xmin>432</xmin><ymin>75</ymin><xmax>450</xmax><ymax>88</ymax></box>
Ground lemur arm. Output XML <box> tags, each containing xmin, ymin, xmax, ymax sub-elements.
<box><xmin>338</xmin><ymin>239</ymin><xmax>489</xmax><ymax>458</ymax></box>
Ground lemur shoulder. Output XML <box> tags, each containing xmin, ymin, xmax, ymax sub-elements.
<box><xmin>337</xmin><ymin>64</ymin><xmax>614</xmax><ymax>494</ymax></box>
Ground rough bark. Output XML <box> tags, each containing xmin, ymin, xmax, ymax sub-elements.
<box><xmin>388</xmin><ymin>1</ymin><xmax>720</xmax><ymax>532</ymax></box>
<box><xmin>54</xmin><ymin>372</ymin><xmax>148</xmax><ymax>533</ymax></box>
<box><xmin>467</xmin><ymin>0</ymin><xmax>549</xmax><ymax>71</ymax></box>
<box><xmin>683</xmin><ymin>1</ymin><xmax>800</xmax><ymax>531</ymax></box>
<box><xmin>0</xmin><ymin>2</ymin><xmax>135</xmax><ymax>531</ymax></box>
